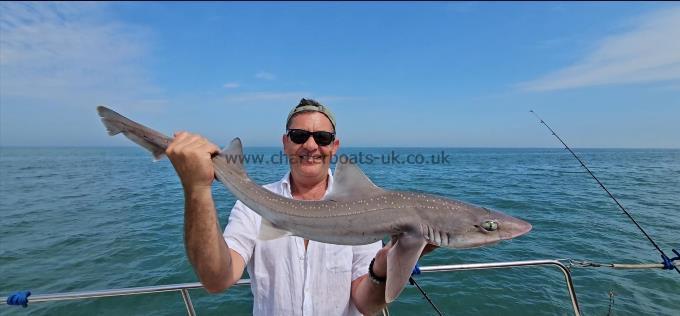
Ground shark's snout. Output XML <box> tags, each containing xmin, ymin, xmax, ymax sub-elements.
<box><xmin>500</xmin><ymin>217</ymin><xmax>532</xmax><ymax>240</ymax></box>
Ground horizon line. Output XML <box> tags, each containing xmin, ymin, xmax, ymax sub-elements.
<box><xmin>1</xmin><ymin>145</ymin><xmax>679</xmax><ymax>150</ymax></box>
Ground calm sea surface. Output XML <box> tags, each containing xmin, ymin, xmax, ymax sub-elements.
<box><xmin>1</xmin><ymin>147</ymin><xmax>678</xmax><ymax>315</ymax></box>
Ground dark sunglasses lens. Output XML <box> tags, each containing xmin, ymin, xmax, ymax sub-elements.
<box><xmin>313</xmin><ymin>132</ymin><xmax>334</xmax><ymax>146</ymax></box>
<box><xmin>288</xmin><ymin>129</ymin><xmax>334</xmax><ymax>146</ymax></box>
<box><xmin>288</xmin><ymin>130</ymin><xmax>310</xmax><ymax>144</ymax></box>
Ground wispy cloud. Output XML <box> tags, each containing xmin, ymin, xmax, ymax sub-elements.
<box><xmin>519</xmin><ymin>7</ymin><xmax>680</xmax><ymax>91</ymax></box>
<box><xmin>254</xmin><ymin>71</ymin><xmax>276</xmax><ymax>80</ymax></box>
<box><xmin>223</xmin><ymin>82</ymin><xmax>240</xmax><ymax>89</ymax></box>
<box><xmin>0</xmin><ymin>2</ymin><xmax>160</xmax><ymax>108</ymax></box>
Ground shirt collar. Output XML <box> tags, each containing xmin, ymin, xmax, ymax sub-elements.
<box><xmin>280</xmin><ymin>169</ymin><xmax>334</xmax><ymax>199</ymax></box>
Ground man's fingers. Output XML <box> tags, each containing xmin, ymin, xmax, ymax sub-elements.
<box><xmin>185</xmin><ymin>137</ymin><xmax>217</xmax><ymax>153</ymax></box>
<box><xmin>189</xmin><ymin>136</ymin><xmax>220</xmax><ymax>155</ymax></box>
<box><xmin>189</xmin><ymin>143</ymin><xmax>219</xmax><ymax>158</ymax></box>
<box><xmin>167</xmin><ymin>131</ymin><xmax>191</xmax><ymax>154</ymax></box>
<box><xmin>168</xmin><ymin>132</ymin><xmax>205</xmax><ymax>153</ymax></box>
<box><xmin>183</xmin><ymin>136</ymin><xmax>206</xmax><ymax>150</ymax></box>
<box><xmin>183</xmin><ymin>134</ymin><xmax>204</xmax><ymax>146</ymax></box>
<box><xmin>171</xmin><ymin>134</ymin><xmax>221</xmax><ymax>160</ymax></box>
<box><xmin>172</xmin><ymin>131</ymin><xmax>191</xmax><ymax>144</ymax></box>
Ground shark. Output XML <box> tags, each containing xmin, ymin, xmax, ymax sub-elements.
<box><xmin>97</xmin><ymin>105</ymin><xmax>532</xmax><ymax>303</ymax></box>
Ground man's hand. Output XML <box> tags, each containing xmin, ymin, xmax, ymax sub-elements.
<box><xmin>371</xmin><ymin>241</ymin><xmax>438</xmax><ymax>279</ymax></box>
<box><xmin>166</xmin><ymin>131</ymin><xmax>220</xmax><ymax>192</ymax></box>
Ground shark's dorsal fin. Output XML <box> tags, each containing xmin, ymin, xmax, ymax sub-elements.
<box><xmin>220</xmin><ymin>137</ymin><xmax>243</xmax><ymax>158</ymax></box>
<box><xmin>216</xmin><ymin>138</ymin><xmax>248</xmax><ymax>178</ymax></box>
<box><xmin>325</xmin><ymin>161</ymin><xmax>385</xmax><ymax>201</ymax></box>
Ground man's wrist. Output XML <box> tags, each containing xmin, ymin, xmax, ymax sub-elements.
<box><xmin>184</xmin><ymin>186</ymin><xmax>215</xmax><ymax>211</ymax></box>
<box><xmin>184</xmin><ymin>185</ymin><xmax>212</xmax><ymax>198</ymax></box>
<box><xmin>368</xmin><ymin>258</ymin><xmax>386</xmax><ymax>285</ymax></box>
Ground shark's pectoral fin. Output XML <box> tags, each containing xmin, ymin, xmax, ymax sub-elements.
<box><xmin>257</xmin><ymin>218</ymin><xmax>292</xmax><ymax>241</ymax></box>
<box><xmin>386</xmin><ymin>234</ymin><xmax>427</xmax><ymax>303</ymax></box>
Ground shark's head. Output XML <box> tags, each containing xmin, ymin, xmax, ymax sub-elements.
<box><xmin>441</xmin><ymin>203</ymin><xmax>532</xmax><ymax>249</ymax></box>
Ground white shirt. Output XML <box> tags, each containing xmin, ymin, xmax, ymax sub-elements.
<box><xmin>224</xmin><ymin>171</ymin><xmax>383</xmax><ymax>316</ymax></box>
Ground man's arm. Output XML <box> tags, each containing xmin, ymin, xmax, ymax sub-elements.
<box><xmin>351</xmin><ymin>245</ymin><xmax>389</xmax><ymax>315</ymax></box>
<box><xmin>184</xmin><ymin>186</ymin><xmax>245</xmax><ymax>292</ymax></box>
<box><xmin>167</xmin><ymin>131</ymin><xmax>245</xmax><ymax>293</ymax></box>
<box><xmin>351</xmin><ymin>243</ymin><xmax>438</xmax><ymax>315</ymax></box>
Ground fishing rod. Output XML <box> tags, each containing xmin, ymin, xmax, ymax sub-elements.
<box><xmin>530</xmin><ymin>110</ymin><xmax>679</xmax><ymax>275</ymax></box>
<box><xmin>409</xmin><ymin>276</ymin><xmax>444</xmax><ymax>316</ymax></box>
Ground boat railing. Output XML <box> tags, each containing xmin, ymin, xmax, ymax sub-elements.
<box><xmin>3</xmin><ymin>259</ymin><xmax>581</xmax><ymax>316</ymax></box>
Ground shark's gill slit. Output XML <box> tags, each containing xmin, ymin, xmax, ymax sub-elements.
<box><xmin>423</xmin><ymin>224</ymin><xmax>449</xmax><ymax>247</ymax></box>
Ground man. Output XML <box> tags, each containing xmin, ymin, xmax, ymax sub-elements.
<box><xmin>166</xmin><ymin>99</ymin><xmax>393</xmax><ymax>315</ymax></box>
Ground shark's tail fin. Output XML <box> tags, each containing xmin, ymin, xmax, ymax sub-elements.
<box><xmin>97</xmin><ymin>106</ymin><xmax>172</xmax><ymax>161</ymax></box>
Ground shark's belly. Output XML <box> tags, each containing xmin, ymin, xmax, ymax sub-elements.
<box><xmin>287</xmin><ymin>217</ymin><xmax>387</xmax><ymax>245</ymax></box>
<box><xmin>271</xmin><ymin>208</ymin><xmax>420</xmax><ymax>246</ymax></box>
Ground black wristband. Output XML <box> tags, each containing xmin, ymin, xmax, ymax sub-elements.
<box><xmin>368</xmin><ymin>257</ymin><xmax>386</xmax><ymax>285</ymax></box>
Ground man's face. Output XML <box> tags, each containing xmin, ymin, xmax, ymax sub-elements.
<box><xmin>283</xmin><ymin>112</ymin><xmax>339</xmax><ymax>182</ymax></box>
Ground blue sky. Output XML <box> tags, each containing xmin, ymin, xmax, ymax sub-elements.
<box><xmin>1</xmin><ymin>2</ymin><xmax>679</xmax><ymax>148</ymax></box>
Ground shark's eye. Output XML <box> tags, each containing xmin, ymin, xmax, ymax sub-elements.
<box><xmin>481</xmin><ymin>220</ymin><xmax>498</xmax><ymax>232</ymax></box>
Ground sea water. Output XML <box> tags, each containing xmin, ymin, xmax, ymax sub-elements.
<box><xmin>1</xmin><ymin>147</ymin><xmax>678</xmax><ymax>315</ymax></box>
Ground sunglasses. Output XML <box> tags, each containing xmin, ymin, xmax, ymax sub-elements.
<box><xmin>287</xmin><ymin>129</ymin><xmax>335</xmax><ymax>146</ymax></box>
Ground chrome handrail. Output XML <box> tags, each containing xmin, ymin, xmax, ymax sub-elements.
<box><xmin>3</xmin><ymin>260</ymin><xmax>581</xmax><ymax>315</ymax></box>
<box><xmin>418</xmin><ymin>259</ymin><xmax>581</xmax><ymax>316</ymax></box>
<box><xmin>20</xmin><ymin>279</ymin><xmax>250</xmax><ymax>303</ymax></box>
